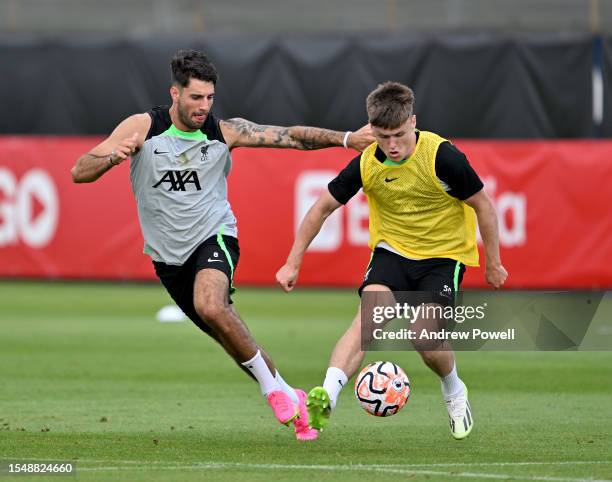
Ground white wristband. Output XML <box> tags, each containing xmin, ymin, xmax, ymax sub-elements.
<box><xmin>342</xmin><ymin>131</ymin><xmax>352</xmax><ymax>149</ymax></box>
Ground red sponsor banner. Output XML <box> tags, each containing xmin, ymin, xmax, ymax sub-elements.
<box><xmin>0</xmin><ymin>137</ymin><xmax>151</xmax><ymax>279</ymax></box>
<box><xmin>1</xmin><ymin>137</ymin><xmax>611</xmax><ymax>288</ymax></box>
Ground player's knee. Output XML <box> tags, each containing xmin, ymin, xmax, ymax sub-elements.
<box><xmin>417</xmin><ymin>349</ymin><xmax>443</xmax><ymax>365</ymax></box>
<box><xmin>359</xmin><ymin>323</ymin><xmax>375</xmax><ymax>346</ymax></box>
<box><xmin>194</xmin><ymin>300</ymin><xmax>227</xmax><ymax>325</ymax></box>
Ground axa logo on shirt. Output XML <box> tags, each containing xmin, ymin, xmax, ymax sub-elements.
<box><xmin>0</xmin><ymin>168</ymin><xmax>59</xmax><ymax>248</ymax></box>
<box><xmin>153</xmin><ymin>170</ymin><xmax>202</xmax><ymax>191</ymax></box>
<box><xmin>295</xmin><ymin>171</ymin><xmax>527</xmax><ymax>252</ymax></box>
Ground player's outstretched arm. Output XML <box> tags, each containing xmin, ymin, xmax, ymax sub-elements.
<box><xmin>220</xmin><ymin>118</ymin><xmax>374</xmax><ymax>151</ymax></box>
<box><xmin>71</xmin><ymin>114</ymin><xmax>150</xmax><ymax>183</ymax></box>
<box><xmin>276</xmin><ymin>190</ymin><xmax>342</xmax><ymax>292</ymax></box>
<box><xmin>464</xmin><ymin>189</ymin><xmax>508</xmax><ymax>289</ymax></box>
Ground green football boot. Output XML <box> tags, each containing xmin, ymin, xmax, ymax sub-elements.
<box><xmin>306</xmin><ymin>386</ymin><xmax>332</xmax><ymax>431</ymax></box>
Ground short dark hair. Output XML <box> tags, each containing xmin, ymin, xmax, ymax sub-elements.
<box><xmin>171</xmin><ymin>49</ymin><xmax>218</xmax><ymax>87</ymax></box>
<box><xmin>366</xmin><ymin>82</ymin><xmax>415</xmax><ymax>129</ymax></box>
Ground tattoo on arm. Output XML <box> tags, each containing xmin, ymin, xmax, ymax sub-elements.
<box><xmin>225</xmin><ymin>118</ymin><xmax>342</xmax><ymax>150</ymax></box>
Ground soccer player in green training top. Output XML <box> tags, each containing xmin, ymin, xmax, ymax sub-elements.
<box><xmin>71</xmin><ymin>49</ymin><xmax>373</xmax><ymax>441</ymax></box>
<box><xmin>277</xmin><ymin>82</ymin><xmax>507</xmax><ymax>440</ymax></box>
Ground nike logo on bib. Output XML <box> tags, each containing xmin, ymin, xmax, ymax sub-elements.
<box><xmin>384</xmin><ymin>177</ymin><xmax>399</xmax><ymax>183</ymax></box>
<box><xmin>154</xmin><ymin>148</ymin><xmax>169</xmax><ymax>154</ymax></box>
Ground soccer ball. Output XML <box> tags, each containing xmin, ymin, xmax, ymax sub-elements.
<box><xmin>354</xmin><ymin>361</ymin><xmax>410</xmax><ymax>417</ymax></box>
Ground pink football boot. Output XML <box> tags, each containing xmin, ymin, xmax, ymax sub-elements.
<box><xmin>266</xmin><ymin>390</ymin><xmax>299</xmax><ymax>425</ymax></box>
<box><xmin>293</xmin><ymin>389</ymin><xmax>319</xmax><ymax>441</ymax></box>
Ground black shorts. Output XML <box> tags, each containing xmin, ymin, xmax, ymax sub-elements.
<box><xmin>153</xmin><ymin>234</ymin><xmax>240</xmax><ymax>335</ymax></box>
<box><xmin>359</xmin><ymin>247</ymin><xmax>466</xmax><ymax>305</ymax></box>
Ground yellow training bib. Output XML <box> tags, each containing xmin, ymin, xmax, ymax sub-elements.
<box><xmin>360</xmin><ymin>131</ymin><xmax>479</xmax><ymax>266</ymax></box>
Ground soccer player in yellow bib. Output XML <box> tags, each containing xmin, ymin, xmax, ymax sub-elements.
<box><xmin>276</xmin><ymin>81</ymin><xmax>508</xmax><ymax>440</ymax></box>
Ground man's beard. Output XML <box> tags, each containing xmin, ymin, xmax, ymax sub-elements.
<box><xmin>177</xmin><ymin>101</ymin><xmax>205</xmax><ymax>130</ymax></box>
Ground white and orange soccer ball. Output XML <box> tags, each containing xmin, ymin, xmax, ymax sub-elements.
<box><xmin>354</xmin><ymin>361</ymin><xmax>411</xmax><ymax>417</ymax></box>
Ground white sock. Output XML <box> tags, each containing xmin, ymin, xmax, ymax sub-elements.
<box><xmin>440</xmin><ymin>364</ymin><xmax>464</xmax><ymax>399</ymax></box>
<box><xmin>322</xmin><ymin>366</ymin><xmax>348</xmax><ymax>409</ymax></box>
<box><xmin>241</xmin><ymin>350</ymin><xmax>281</xmax><ymax>396</ymax></box>
<box><xmin>275</xmin><ymin>371</ymin><xmax>299</xmax><ymax>404</ymax></box>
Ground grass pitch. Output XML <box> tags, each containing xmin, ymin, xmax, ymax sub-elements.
<box><xmin>0</xmin><ymin>281</ymin><xmax>611</xmax><ymax>481</ymax></box>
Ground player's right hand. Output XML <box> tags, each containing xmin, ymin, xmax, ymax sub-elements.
<box><xmin>485</xmin><ymin>263</ymin><xmax>508</xmax><ymax>289</ymax></box>
<box><xmin>110</xmin><ymin>133</ymin><xmax>139</xmax><ymax>165</ymax></box>
<box><xmin>276</xmin><ymin>264</ymin><xmax>299</xmax><ymax>292</ymax></box>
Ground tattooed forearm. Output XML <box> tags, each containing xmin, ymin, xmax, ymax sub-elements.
<box><xmin>223</xmin><ymin>118</ymin><xmax>343</xmax><ymax>150</ymax></box>
<box><xmin>286</xmin><ymin>126</ymin><xmax>343</xmax><ymax>149</ymax></box>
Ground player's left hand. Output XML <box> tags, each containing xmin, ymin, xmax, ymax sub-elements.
<box><xmin>276</xmin><ymin>264</ymin><xmax>299</xmax><ymax>292</ymax></box>
<box><xmin>485</xmin><ymin>264</ymin><xmax>508</xmax><ymax>289</ymax></box>
<box><xmin>347</xmin><ymin>124</ymin><xmax>375</xmax><ymax>151</ymax></box>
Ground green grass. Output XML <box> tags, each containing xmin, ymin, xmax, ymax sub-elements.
<box><xmin>0</xmin><ymin>281</ymin><xmax>611</xmax><ymax>481</ymax></box>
